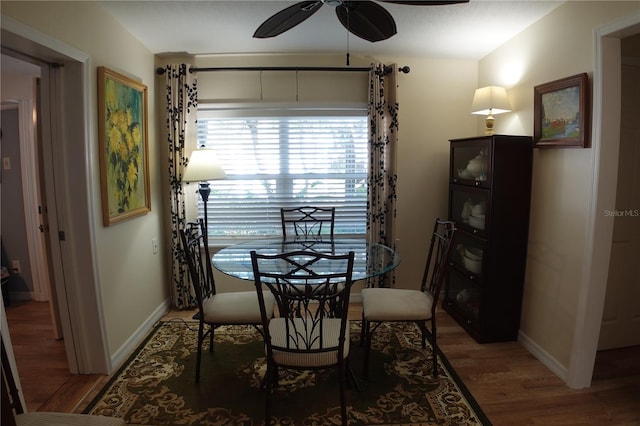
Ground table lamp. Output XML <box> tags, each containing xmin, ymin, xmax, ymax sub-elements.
<box><xmin>182</xmin><ymin>148</ymin><xmax>226</xmax><ymax>233</ymax></box>
<box><xmin>471</xmin><ymin>86</ymin><xmax>511</xmax><ymax>135</ymax></box>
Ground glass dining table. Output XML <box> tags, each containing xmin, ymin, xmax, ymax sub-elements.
<box><xmin>212</xmin><ymin>237</ymin><xmax>400</xmax><ymax>282</ymax></box>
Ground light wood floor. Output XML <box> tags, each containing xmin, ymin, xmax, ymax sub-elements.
<box><xmin>6</xmin><ymin>300</ymin><xmax>640</xmax><ymax>424</ymax></box>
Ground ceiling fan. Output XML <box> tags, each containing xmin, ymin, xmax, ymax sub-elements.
<box><xmin>253</xmin><ymin>0</ymin><xmax>470</xmax><ymax>43</ymax></box>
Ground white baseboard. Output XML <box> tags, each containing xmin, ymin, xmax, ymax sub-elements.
<box><xmin>518</xmin><ymin>330</ymin><xmax>569</xmax><ymax>383</ymax></box>
<box><xmin>109</xmin><ymin>299</ymin><xmax>171</xmax><ymax>373</ymax></box>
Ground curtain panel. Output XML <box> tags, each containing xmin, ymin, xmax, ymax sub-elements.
<box><xmin>366</xmin><ymin>63</ymin><xmax>399</xmax><ymax>288</ymax></box>
<box><xmin>164</xmin><ymin>64</ymin><xmax>199</xmax><ymax>309</ymax></box>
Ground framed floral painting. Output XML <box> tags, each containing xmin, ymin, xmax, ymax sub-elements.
<box><xmin>98</xmin><ymin>67</ymin><xmax>150</xmax><ymax>226</ymax></box>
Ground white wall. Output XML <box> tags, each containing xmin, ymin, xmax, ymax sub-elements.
<box><xmin>1</xmin><ymin>2</ymin><xmax>170</xmax><ymax>363</ymax></box>
<box><xmin>478</xmin><ymin>1</ymin><xmax>640</xmax><ymax>376</ymax></box>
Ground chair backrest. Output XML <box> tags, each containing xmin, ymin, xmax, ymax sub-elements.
<box><xmin>180</xmin><ymin>219</ymin><xmax>216</xmax><ymax>313</ymax></box>
<box><xmin>280</xmin><ymin>206</ymin><xmax>335</xmax><ymax>238</ymax></box>
<box><xmin>251</xmin><ymin>250</ymin><xmax>354</xmax><ymax>359</ymax></box>
<box><xmin>420</xmin><ymin>219</ymin><xmax>456</xmax><ymax>308</ymax></box>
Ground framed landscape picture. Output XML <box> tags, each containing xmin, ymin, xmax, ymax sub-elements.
<box><xmin>98</xmin><ymin>67</ymin><xmax>150</xmax><ymax>226</ymax></box>
<box><xmin>534</xmin><ymin>73</ymin><xmax>590</xmax><ymax>148</ymax></box>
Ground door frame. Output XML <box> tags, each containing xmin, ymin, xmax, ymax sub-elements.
<box><xmin>568</xmin><ymin>12</ymin><xmax>640</xmax><ymax>389</ymax></box>
<box><xmin>1</xmin><ymin>15</ymin><xmax>110</xmax><ymax>375</ymax></box>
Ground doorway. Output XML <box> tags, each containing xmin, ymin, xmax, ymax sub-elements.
<box><xmin>1</xmin><ymin>55</ymin><xmax>59</xmax><ymax>320</ymax></box>
<box><xmin>1</xmin><ymin>18</ymin><xmax>110</xmax><ymax>393</ymax></box>
<box><xmin>598</xmin><ymin>33</ymin><xmax>640</xmax><ymax>351</ymax></box>
<box><xmin>1</xmin><ymin>54</ymin><xmax>70</xmax><ymax>411</ymax></box>
<box><xmin>569</xmin><ymin>16</ymin><xmax>640</xmax><ymax>389</ymax></box>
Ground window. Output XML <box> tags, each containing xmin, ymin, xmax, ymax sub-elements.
<box><xmin>197</xmin><ymin>104</ymin><xmax>368</xmax><ymax>241</ymax></box>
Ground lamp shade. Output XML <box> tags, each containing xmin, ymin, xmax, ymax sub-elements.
<box><xmin>183</xmin><ymin>149</ymin><xmax>226</xmax><ymax>182</ymax></box>
<box><xmin>471</xmin><ymin>86</ymin><xmax>511</xmax><ymax>115</ymax></box>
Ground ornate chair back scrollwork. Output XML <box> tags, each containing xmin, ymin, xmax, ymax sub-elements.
<box><xmin>251</xmin><ymin>249</ymin><xmax>357</xmax><ymax>426</ymax></box>
<box><xmin>280</xmin><ymin>206</ymin><xmax>335</xmax><ymax>238</ymax></box>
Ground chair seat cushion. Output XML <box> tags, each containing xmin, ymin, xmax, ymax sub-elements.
<box><xmin>268</xmin><ymin>317</ymin><xmax>349</xmax><ymax>367</ymax></box>
<box><xmin>202</xmin><ymin>291</ymin><xmax>275</xmax><ymax>324</ymax></box>
<box><xmin>361</xmin><ymin>288</ymin><xmax>434</xmax><ymax>321</ymax></box>
<box><xmin>16</xmin><ymin>413</ymin><xmax>125</xmax><ymax>426</ymax></box>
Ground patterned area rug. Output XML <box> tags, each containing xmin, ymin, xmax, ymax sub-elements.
<box><xmin>84</xmin><ymin>320</ymin><xmax>490</xmax><ymax>425</ymax></box>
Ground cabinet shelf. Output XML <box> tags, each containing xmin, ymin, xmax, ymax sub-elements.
<box><xmin>443</xmin><ymin>135</ymin><xmax>533</xmax><ymax>343</ymax></box>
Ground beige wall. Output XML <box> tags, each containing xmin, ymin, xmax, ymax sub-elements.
<box><xmin>379</xmin><ymin>55</ymin><xmax>478</xmax><ymax>289</ymax></box>
<box><xmin>1</xmin><ymin>2</ymin><xmax>169</xmax><ymax>362</ymax></box>
<box><xmin>478</xmin><ymin>1</ymin><xmax>640</xmax><ymax>371</ymax></box>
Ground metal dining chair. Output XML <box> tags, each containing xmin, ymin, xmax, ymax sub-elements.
<box><xmin>360</xmin><ymin>219</ymin><xmax>456</xmax><ymax>379</ymax></box>
<box><xmin>180</xmin><ymin>219</ymin><xmax>275</xmax><ymax>382</ymax></box>
<box><xmin>280</xmin><ymin>206</ymin><xmax>335</xmax><ymax>238</ymax></box>
<box><xmin>251</xmin><ymin>249</ymin><xmax>357</xmax><ymax>426</ymax></box>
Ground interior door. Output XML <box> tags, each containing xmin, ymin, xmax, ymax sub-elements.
<box><xmin>598</xmin><ymin>54</ymin><xmax>640</xmax><ymax>350</ymax></box>
<box><xmin>1</xmin><ymin>57</ymin><xmax>62</xmax><ymax>340</ymax></box>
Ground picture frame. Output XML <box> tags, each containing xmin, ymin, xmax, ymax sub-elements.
<box><xmin>98</xmin><ymin>67</ymin><xmax>150</xmax><ymax>226</ymax></box>
<box><xmin>534</xmin><ymin>73</ymin><xmax>590</xmax><ymax>148</ymax></box>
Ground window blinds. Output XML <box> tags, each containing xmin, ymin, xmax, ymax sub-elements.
<box><xmin>197</xmin><ymin>105</ymin><xmax>368</xmax><ymax>240</ymax></box>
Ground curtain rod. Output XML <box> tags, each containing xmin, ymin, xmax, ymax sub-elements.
<box><xmin>155</xmin><ymin>65</ymin><xmax>410</xmax><ymax>75</ymax></box>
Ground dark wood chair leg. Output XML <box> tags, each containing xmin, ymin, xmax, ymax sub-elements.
<box><xmin>265</xmin><ymin>363</ymin><xmax>274</xmax><ymax>426</ymax></box>
<box><xmin>195</xmin><ymin>325</ymin><xmax>204</xmax><ymax>383</ymax></box>
<box><xmin>363</xmin><ymin>321</ymin><xmax>372</xmax><ymax>379</ymax></box>
<box><xmin>339</xmin><ymin>361</ymin><xmax>348</xmax><ymax>426</ymax></box>
<box><xmin>431</xmin><ymin>320</ymin><xmax>438</xmax><ymax>378</ymax></box>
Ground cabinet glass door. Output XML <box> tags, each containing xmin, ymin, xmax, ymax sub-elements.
<box><xmin>450</xmin><ymin>231</ymin><xmax>486</xmax><ymax>281</ymax></box>
<box><xmin>450</xmin><ymin>139</ymin><xmax>491</xmax><ymax>187</ymax></box>
<box><xmin>446</xmin><ymin>269</ymin><xmax>482</xmax><ymax>324</ymax></box>
<box><xmin>449</xmin><ymin>186</ymin><xmax>490</xmax><ymax>237</ymax></box>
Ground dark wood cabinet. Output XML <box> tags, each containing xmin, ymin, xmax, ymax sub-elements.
<box><xmin>443</xmin><ymin>135</ymin><xmax>533</xmax><ymax>343</ymax></box>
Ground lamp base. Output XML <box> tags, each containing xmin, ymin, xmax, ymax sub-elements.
<box><xmin>484</xmin><ymin>114</ymin><xmax>495</xmax><ymax>136</ymax></box>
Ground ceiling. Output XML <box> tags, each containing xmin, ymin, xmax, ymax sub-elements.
<box><xmin>100</xmin><ymin>0</ymin><xmax>563</xmax><ymax>60</ymax></box>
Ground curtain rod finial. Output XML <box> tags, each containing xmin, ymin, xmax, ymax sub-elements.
<box><xmin>156</xmin><ymin>67</ymin><xmax>166</xmax><ymax>75</ymax></box>
<box><xmin>382</xmin><ymin>65</ymin><xmax>410</xmax><ymax>75</ymax></box>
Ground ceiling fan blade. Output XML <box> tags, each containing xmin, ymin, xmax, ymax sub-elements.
<box><xmin>253</xmin><ymin>1</ymin><xmax>323</xmax><ymax>38</ymax></box>
<box><xmin>379</xmin><ymin>0</ymin><xmax>469</xmax><ymax>5</ymax></box>
<box><xmin>336</xmin><ymin>1</ymin><xmax>397</xmax><ymax>42</ymax></box>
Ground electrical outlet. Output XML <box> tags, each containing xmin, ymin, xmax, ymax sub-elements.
<box><xmin>10</xmin><ymin>260</ymin><xmax>20</xmax><ymax>274</ymax></box>
<box><xmin>151</xmin><ymin>238</ymin><xmax>159</xmax><ymax>254</ymax></box>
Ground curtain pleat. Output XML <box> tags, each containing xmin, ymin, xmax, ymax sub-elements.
<box><xmin>366</xmin><ymin>63</ymin><xmax>399</xmax><ymax>288</ymax></box>
<box><xmin>165</xmin><ymin>64</ymin><xmax>199</xmax><ymax>309</ymax></box>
